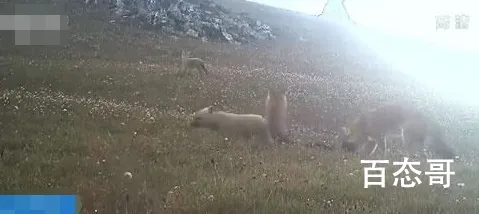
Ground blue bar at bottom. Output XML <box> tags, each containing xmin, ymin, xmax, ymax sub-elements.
<box><xmin>0</xmin><ymin>195</ymin><xmax>76</xmax><ymax>214</ymax></box>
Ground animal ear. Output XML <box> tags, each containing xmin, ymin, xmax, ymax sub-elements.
<box><xmin>181</xmin><ymin>50</ymin><xmax>185</xmax><ymax>60</ymax></box>
<box><xmin>340</xmin><ymin>126</ymin><xmax>351</xmax><ymax>135</ymax></box>
<box><xmin>182</xmin><ymin>50</ymin><xmax>190</xmax><ymax>58</ymax></box>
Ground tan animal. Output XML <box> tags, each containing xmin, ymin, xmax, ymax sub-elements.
<box><xmin>340</xmin><ymin>104</ymin><xmax>455</xmax><ymax>159</ymax></box>
<box><xmin>190</xmin><ymin>106</ymin><xmax>273</xmax><ymax>146</ymax></box>
<box><xmin>265</xmin><ymin>87</ymin><xmax>291</xmax><ymax>143</ymax></box>
<box><xmin>179</xmin><ymin>50</ymin><xmax>208</xmax><ymax>76</ymax></box>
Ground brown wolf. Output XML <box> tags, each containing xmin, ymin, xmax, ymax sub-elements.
<box><xmin>340</xmin><ymin>104</ymin><xmax>455</xmax><ymax>159</ymax></box>
<box><xmin>190</xmin><ymin>106</ymin><xmax>273</xmax><ymax>146</ymax></box>
<box><xmin>264</xmin><ymin>87</ymin><xmax>292</xmax><ymax>144</ymax></box>
<box><xmin>179</xmin><ymin>50</ymin><xmax>208</xmax><ymax>77</ymax></box>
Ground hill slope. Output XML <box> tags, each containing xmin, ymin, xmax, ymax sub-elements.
<box><xmin>0</xmin><ymin>0</ymin><xmax>478</xmax><ymax>213</ymax></box>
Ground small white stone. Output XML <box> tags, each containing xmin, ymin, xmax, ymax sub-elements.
<box><xmin>124</xmin><ymin>172</ymin><xmax>133</xmax><ymax>179</ymax></box>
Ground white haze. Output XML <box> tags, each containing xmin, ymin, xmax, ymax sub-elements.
<box><xmin>247</xmin><ymin>0</ymin><xmax>479</xmax><ymax>107</ymax></box>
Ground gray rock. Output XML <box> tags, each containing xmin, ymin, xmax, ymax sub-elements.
<box><xmin>221</xmin><ymin>29</ymin><xmax>233</xmax><ymax>42</ymax></box>
<box><xmin>106</xmin><ymin>0</ymin><xmax>275</xmax><ymax>44</ymax></box>
<box><xmin>185</xmin><ymin>28</ymin><xmax>199</xmax><ymax>38</ymax></box>
<box><xmin>162</xmin><ymin>25</ymin><xmax>176</xmax><ymax>34</ymax></box>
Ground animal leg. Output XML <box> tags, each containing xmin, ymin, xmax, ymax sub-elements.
<box><xmin>201</xmin><ymin>63</ymin><xmax>208</xmax><ymax>75</ymax></box>
<box><xmin>400</xmin><ymin>128</ymin><xmax>405</xmax><ymax>146</ymax></box>
<box><xmin>194</xmin><ymin>67</ymin><xmax>202</xmax><ymax>78</ymax></box>
<box><xmin>363</xmin><ymin>138</ymin><xmax>379</xmax><ymax>157</ymax></box>
<box><xmin>263</xmin><ymin>129</ymin><xmax>274</xmax><ymax>146</ymax></box>
<box><xmin>381</xmin><ymin>135</ymin><xmax>388</xmax><ymax>159</ymax></box>
<box><xmin>368</xmin><ymin>142</ymin><xmax>379</xmax><ymax>157</ymax></box>
<box><xmin>181</xmin><ymin>68</ymin><xmax>189</xmax><ymax>77</ymax></box>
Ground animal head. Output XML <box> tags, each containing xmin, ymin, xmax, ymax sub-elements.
<box><xmin>180</xmin><ymin>50</ymin><xmax>191</xmax><ymax>72</ymax></box>
<box><xmin>339</xmin><ymin>117</ymin><xmax>366</xmax><ymax>152</ymax></box>
<box><xmin>190</xmin><ymin>105</ymin><xmax>215</xmax><ymax>128</ymax></box>
<box><xmin>340</xmin><ymin>126</ymin><xmax>355</xmax><ymax>143</ymax></box>
<box><xmin>181</xmin><ymin>50</ymin><xmax>190</xmax><ymax>60</ymax></box>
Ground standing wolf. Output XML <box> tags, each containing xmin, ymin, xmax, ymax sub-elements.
<box><xmin>265</xmin><ymin>87</ymin><xmax>292</xmax><ymax>144</ymax></box>
<box><xmin>179</xmin><ymin>50</ymin><xmax>208</xmax><ymax>77</ymax></box>
<box><xmin>340</xmin><ymin>104</ymin><xmax>455</xmax><ymax>159</ymax></box>
<box><xmin>190</xmin><ymin>106</ymin><xmax>273</xmax><ymax>146</ymax></box>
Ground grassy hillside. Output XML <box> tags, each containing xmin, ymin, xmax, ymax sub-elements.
<box><xmin>0</xmin><ymin>1</ymin><xmax>478</xmax><ymax>213</ymax></box>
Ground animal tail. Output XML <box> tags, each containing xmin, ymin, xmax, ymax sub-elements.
<box><xmin>429</xmin><ymin>126</ymin><xmax>456</xmax><ymax>159</ymax></box>
<box><xmin>201</xmin><ymin>63</ymin><xmax>208</xmax><ymax>74</ymax></box>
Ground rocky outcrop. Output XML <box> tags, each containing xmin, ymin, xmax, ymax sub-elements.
<box><xmin>92</xmin><ymin>0</ymin><xmax>276</xmax><ymax>44</ymax></box>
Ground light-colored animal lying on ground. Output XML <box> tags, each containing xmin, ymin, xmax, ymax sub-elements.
<box><xmin>265</xmin><ymin>87</ymin><xmax>292</xmax><ymax>143</ymax></box>
<box><xmin>179</xmin><ymin>50</ymin><xmax>208</xmax><ymax>77</ymax></box>
<box><xmin>340</xmin><ymin>103</ymin><xmax>456</xmax><ymax>159</ymax></box>
<box><xmin>190</xmin><ymin>106</ymin><xmax>273</xmax><ymax>146</ymax></box>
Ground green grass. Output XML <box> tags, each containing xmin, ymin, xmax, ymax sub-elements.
<box><xmin>1</xmin><ymin>3</ymin><xmax>479</xmax><ymax>214</ymax></box>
